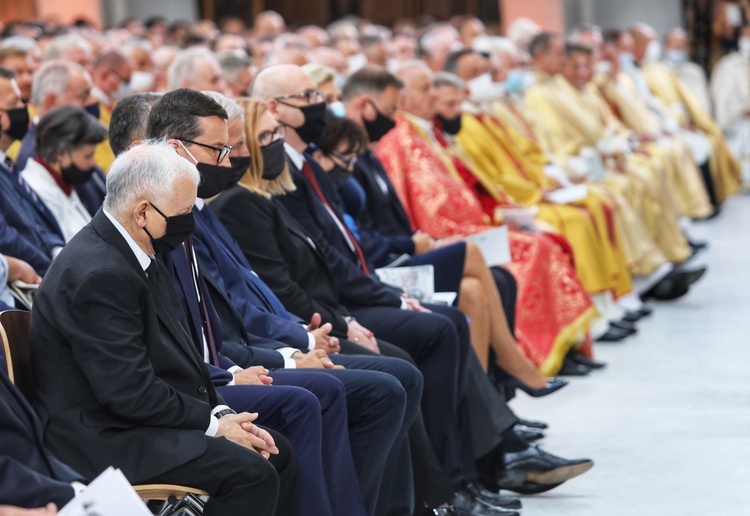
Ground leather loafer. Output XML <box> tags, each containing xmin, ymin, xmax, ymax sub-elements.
<box><xmin>596</xmin><ymin>326</ymin><xmax>629</xmax><ymax>342</ymax></box>
<box><xmin>642</xmin><ymin>265</ymin><xmax>707</xmax><ymax>300</ymax></box>
<box><xmin>508</xmin><ymin>377</ymin><xmax>568</xmax><ymax>397</ymax></box>
<box><xmin>465</xmin><ymin>482</ymin><xmax>522</xmax><ymax>509</ymax></box>
<box><xmin>516</xmin><ymin>417</ymin><xmax>548</xmax><ymax>430</ymax></box>
<box><xmin>558</xmin><ymin>357</ymin><xmax>591</xmax><ymax>376</ymax></box>
<box><xmin>622</xmin><ymin>310</ymin><xmax>641</xmax><ymax>323</ymax></box>
<box><xmin>452</xmin><ymin>490</ymin><xmax>519</xmax><ymax>515</ymax></box>
<box><xmin>515</xmin><ymin>424</ymin><xmax>545</xmax><ymax>443</ymax></box>
<box><xmin>501</xmin><ymin>445</ymin><xmax>594</xmax><ymax>489</ymax></box>
<box><xmin>567</xmin><ymin>351</ymin><xmax>606</xmax><ymax>369</ymax></box>
<box><xmin>610</xmin><ymin>320</ymin><xmax>637</xmax><ymax>334</ymax></box>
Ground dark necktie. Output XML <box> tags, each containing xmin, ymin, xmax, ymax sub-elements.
<box><xmin>241</xmin><ymin>266</ymin><xmax>291</xmax><ymax>318</ymax></box>
<box><xmin>183</xmin><ymin>238</ymin><xmax>221</xmax><ymax>367</ymax></box>
<box><xmin>300</xmin><ymin>161</ymin><xmax>371</xmax><ymax>274</ymax></box>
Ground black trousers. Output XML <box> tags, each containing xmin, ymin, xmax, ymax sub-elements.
<box><xmin>141</xmin><ymin>427</ymin><xmax>295</xmax><ymax>516</ymax></box>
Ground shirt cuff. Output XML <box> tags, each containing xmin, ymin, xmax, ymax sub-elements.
<box><xmin>52</xmin><ymin>246</ymin><xmax>64</xmax><ymax>258</ymax></box>
<box><xmin>227</xmin><ymin>365</ymin><xmax>243</xmax><ymax>386</ymax></box>
<box><xmin>277</xmin><ymin>347</ymin><xmax>299</xmax><ymax>368</ymax></box>
<box><xmin>306</xmin><ymin>331</ymin><xmax>316</xmax><ymax>350</ymax></box>
<box><xmin>0</xmin><ymin>254</ymin><xmax>8</xmax><ymax>284</ymax></box>
<box><xmin>206</xmin><ymin>405</ymin><xmax>233</xmax><ymax>436</ymax></box>
<box><xmin>400</xmin><ymin>297</ymin><xmax>409</xmax><ymax>310</ymax></box>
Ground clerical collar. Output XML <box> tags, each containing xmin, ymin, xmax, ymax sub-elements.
<box><xmin>284</xmin><ymin>141</ymin><xmax>305</xmax><ymax>170</ymax></box>
<box><xmin>402</xmin><ymin>111</ymin><xmax>433</xmax><ymax>134</ymax></box>
<box><xmin>103</xmin><ymin>208</ymin><xmax>152</xmax><ymax>272</ymax></box>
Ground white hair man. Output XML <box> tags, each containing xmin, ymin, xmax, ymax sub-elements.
<box><xmin>167</xmin><ymin>47</ymin><xmax>227</xmax><ymax>93</ymax></box>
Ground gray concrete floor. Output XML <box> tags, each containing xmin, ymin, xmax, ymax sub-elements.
<box><xmin>511</xmin><ymin>195</ymin><xmax>750</xmax><ymax>516</ymax></box>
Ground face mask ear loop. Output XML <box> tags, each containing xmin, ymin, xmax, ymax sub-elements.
<box><xmin>177</xmin><ymin>140</ymin><xmax>199</xmax><ymax>165</ymax></box>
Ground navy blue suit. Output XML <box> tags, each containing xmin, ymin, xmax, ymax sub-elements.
<box><xmin>0</xmin><ymin>364</ymin><xmax>82</xmax><ymax>508</ymax></box>
<box><xmin>0</xmin><ymin>160</ymin><xmax>64</xmax><ymax>275</ymax></box>
<box><xmin>161</xmin><ymin>243</ymin><xmax>367</xmax><ymax>516</ymax></box>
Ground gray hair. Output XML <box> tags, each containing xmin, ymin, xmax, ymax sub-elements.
<box><xmin>167</xmin><ymin>47</ymin><xmax>218</xmax><ymax>91</ymax></box>
<box><xmin>121</xmin><ymin>37</ymin><xmax>154</xmax><ymax>56</ymax></box>
<box><xmin>434</xmin><ymin>71</ymin><xmax>465</xmax><ymax>89</ymax></box>
<box><xmin>218</xmin><ymin>51</ymin><xmax>252</xmax><ymax>84</ymax></box>
<box><xmin>30</xmin><ymin>60</ymin><xmax>84</xmax><ymax>106</ymax></box>
<box><xmin>0</xmin><ymin>35</ymin><xmax>39</xmax><ymax>55</ymax></box>
<box><xmin>44</xmin><ymin>34</ymin><xmax>92</xmax><ymax>62</ymax></box>
<box><xmin>472</xmin><ymin>36</ymin><xmax>517</xmax><ymax>59</ymax></box>
<box><xmin>104</xmin><ymin>139</ymin><xmax>200</xmax><ymax>218</ymax></box>
<box><xmin>201</xmin><ymin>90</ymin><xmax>243</xmax><ymax>121</ymax></box>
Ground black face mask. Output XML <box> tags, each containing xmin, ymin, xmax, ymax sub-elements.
<box><xmin>362</xmin><ymin>102</ymin><xmax>396</xmax><ymax>143</ymax></box>
<box><xmin>290</xmin><ymin>101</ymin><xmax>328</xmax><ymax>145</ymax></box>
<box><xmin>435</xmin><ymin>114</ymin><xmax>462</xmax><ymax>136</ymax></box>
<box><xmin>228</xmin><ymin>156</ymin><xmax>252</xmax><ymax>188</ymax></box>
<box><xmin>60</xmin><ymin>162</ymin><xmax>94</xmax><ymax>186</ymax></box>
<box><xmin>261</xmin><ymin>138</ymin><xmax>287</xmax><ymax>180</ymax></box>
<box><xmin>328</xmin><ymin>164</ymin><xmax>353</xmax><ymax>189</ymax></box>
<box><xmin>84</xmin><ymin>102</ymin><xmax>100</xmax><ymax>120</ymax></box>
<box><xmin>144</xmin><ymin>202</ymin><xmax>195</xmax><ymax>254</ymax></box>
<box><xmin>4</xmin><ymin>106</ymin><xmax>29</xmax><ymax>141</ymax></box>
<box><xmin>196</xmin><ymin>162</ymin><xmax>233</xmax><ymax>199</ymax></box>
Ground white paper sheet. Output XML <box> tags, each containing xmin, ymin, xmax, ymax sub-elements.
<box><xmin>60</xmin><ymin>467</ymin><xmax>150</xmax><ymax>516</ymax></box>
<box><xmin>375</xmin><ymin>265</ymin><xmax>435</xmax><ymax>302</ymax></box>
<box><xmin>464</xmin><ymin>226</ymin><xmax>511</xmax><ymax>266</ymax></box>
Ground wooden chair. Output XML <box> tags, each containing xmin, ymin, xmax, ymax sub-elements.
<box><xmin>0</xmin><ymin>310</ymin><xmax>209</xmax><ymax>504</ymax></box>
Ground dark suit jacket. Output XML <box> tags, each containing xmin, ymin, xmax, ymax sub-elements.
<box><xmin>274</xmin><ymin>155</ymin><xmax>403</xmax><ymax>309</ymax></box>
<box><xmin>212</xmin><ymin>186</ymin><xmax>353</xmax><ymax>338</ymax></box>
<box><xmin>0</xmin><ymin>366</ymin><xmax>81</xmax><ymax>508</ymax></box>
<box><xmin>191</xmin><ymin>205</ymin><xmax>312</xmax><ymax>353</ymax></box>
<box><xmin>0</xmin><ymin>161</ymin><xmax>64</xmax><ymax>275</ymax></box>
<box><xmin>30</xmin><ymin>211</ymin><xmax>222</xmax><ymax>481</ymax></box>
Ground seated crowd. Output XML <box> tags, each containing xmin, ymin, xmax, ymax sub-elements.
<box><xmin>0</xmin><ymin>10</ymin><xmax>742</xmax><ymax>516</ymax></box>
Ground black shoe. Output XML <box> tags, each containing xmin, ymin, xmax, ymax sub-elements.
<box><xmin>500</xmin><ymin>445</ymin><xmax>594</xmax><ymax>490</ymax></box>
<box><xmin>610</xmin><ymin>320</ymin><xmax>637</xmax><ymax>334</ymax></box>
<box><xmin>465</xmin><ymin>482</ymin><xmax>522</xmax><ymax>510</ymax></box>
<box><xmin>642</xmin><ymin>265</ymin><xmax>707</xmax><ymax>301</ymax></box>
<box><xmin>567</xmin><ymin>351</ymin><xmax>606</xmax><ymax>369</ymax></box>
<box><xmin>424</xmin><ymin>505</ymin><xmax>459</xmax><ymax>515</ymax></box>
<box><xmin>508</xmin><ymin>376</ymin><xmax>568</xmax><ymax>397</ymax></box>
<box><xmin>452</xmin><ymin>490</ymin><xmax>519</xmax><ymax>515</ymax></box>
<box><xmin>689</xmin><ymin>239</ymin><xmax>709</xmax><ymax>251</ymax></box>
<box><xmin>515</xmin><ymin>424</ymin><xmax>545</xmax><ymax>443</ymax></box>
<box><xmin>636</xmin><ymin>306</ymin><xmax>653</xmax><ymax>318</ymax></box>
<box><xmin>558</xmin><ymin>356</ymin><xmax>591</xmax><ymax>376</ymax></box>
<box><xmin>622</xmin><ymin>310</ymin><xmax>642</xmax><ymax>323</ymax></box>
<box><xmin>596</xmin><ymin>326</ymin><xmax>629</xmax><ymax>342</ymax></box>
<box><xmin>516</xmin><ymin>417</ymin><xmax>548</xmax><ymax>430</ymax></box>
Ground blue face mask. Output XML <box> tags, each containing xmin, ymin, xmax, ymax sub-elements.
<box><xmin>504</xmin><ymin>69</ymin><xmax>526</xmax><ymax>94</ymax></box>
<box><xmin>665</xmin><ymin>50</ymin><xmax>687</xmax><ymax>65</ymax></box>
<box><xmin>619</xmin><ymin>52</ymin><xmax>635</xmax><ymax>69</ymax></box>
<box><xmin>328</xmin><ymin>101</ymin><xmax>347</xmax><ymax>118</ymax></box>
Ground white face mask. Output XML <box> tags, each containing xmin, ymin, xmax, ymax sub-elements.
<box><xmin>739</xmin><ymin>37</ymin><xmax>750</xmax><ymax>58</ymax></box>
<box><xmin>328</xmin><ymin>100</ymin><xmax>346</xmax><ymax>118</ymax></box>
<box><xmin>665</xmin><ymin>49</ymin><xmax>687</xmax><ymax>65</ymax></box>
<box><xmin>129</xmin><ymin>71</ymin><xmax>155</xmax><ymax>92</ymax></box>
<box><xmin>594</xmin><ymin>60</ymin><xmax>612</xmax><ymax>75</ymax></box>
<box><xmin>467</xmin><ymin>73</ymin><xmax>505</xmax><ymax>102</ymax></box>
<box><xmin>645</xmin><ymin>40</ymin><xmax>662</xmax><ymax>62</ymax></box>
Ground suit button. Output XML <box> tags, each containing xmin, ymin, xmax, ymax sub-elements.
<box><xmin>198</xmin><ymin>385</ymin><xmax>207</xmax><ymax>395</ymax></box>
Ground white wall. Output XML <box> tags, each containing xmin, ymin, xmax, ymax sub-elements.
<box><xmin>563</xmin><ymin>0</ymin><xmax>683</xmax><ymax>38</ymax></box>
<box><xmin>101</xmin><ymin>0</ymin><xmax>200</xmax><ymax>28</ymax></box>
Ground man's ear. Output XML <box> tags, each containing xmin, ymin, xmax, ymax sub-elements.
<box><xmin>133</xmin><ymin>200</ymin><xmax>150</xmax><ymax>228</ymax></box>
<box><xmin>358</xmin><ymin>95</ymin><xmax>375</xmax><ymax>122</ymax></box>
<box><xmin>43</xmin><ymin>92</ymin><xmax>57</xmax><ymax>112</ymax></box>
<box><xmin>266</xmin><ymin>98</ymin><xmax>281</xmax><ymax>118</ymax></box>
<box><xmin>166</xmin><ymin>138</ymin><xmax>181</xmax><ymax>152</ymax></box>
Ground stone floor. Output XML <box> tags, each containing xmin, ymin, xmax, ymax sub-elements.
<box><xmin>511</xmin><ymin>194</ymin><xmax>750</xmax><ymax>515</ymax></box>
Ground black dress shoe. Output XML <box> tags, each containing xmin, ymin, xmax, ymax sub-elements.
<box><xmin>424</xmin><ymin>505</ymin><xmax>459</xmax><ymax>515</ymax></box>
<box><xmin>622</xmin><ymin>310</ymin><xmax>641</xmax><ymax>323</ymax></box>
<box><xmin>516</xmin><ymin>417</ymin><xmax>548</xmax><ymax>430</ymax></box>
<box><xmin>452</xmin><ymin>490</ymin><xmax>519</xmax><ymax>515</ymax></box>
<box><xmin>465</xmin><ymin>482</ymin><xmax>522</xmax><ymax>509</ymax></box>
<box><xmin>688</xmin><ymin>239</ymin><xmax>709</xmax><ymax>250</ymax></box>
<box><xmin>636</xmin><ymin>306</ymin><xmax>653</xmax><ymax>317</ymax></box>
<box><xmin>558</xmin><ymin>356</ymin><xmax>591</xmax><ymax>376</ymax></box>
<box><xmin>642</xmin><ymin>265</ymin><xmax>707</xmax><ymax>300</ymax></box>
<box><xmin>567</xmin><ymin>351</ymin><xmax>606</xmax><ymax>369</ymax></box>
<box><xmin>500</xmin><ymin>445</ymin><xmax>594</xmax><ymax>490</ymax></box>
<box><xmin>610</xmin><ymin>320</ymin><xmax>637</xmax><ymax>334</ymax></box>
<box><xmin>515</xmin><ymin>424</ymin><xmax>545</xmax><ymax>443</ymax></box>
<box><xmin>596</xmin><ymin>326</ymin><xmax>629</xmax><ymax>342</ymax></box>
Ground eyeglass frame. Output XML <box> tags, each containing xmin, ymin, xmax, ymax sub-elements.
<box><xmin>258</xmin><ymin>124</ymin><xmax>287</xmax><ymax>147</ymax></box>
<box><xmin>329</xmin><ymin>151</ymin><xmax>358</xmax><ymax>171</ymax></box>
<box><xmin>177</xmin><ymin>138</ymin><xmax>232</xmax><ymax>165</ymax></box>
<box><xmin>274</xmin><ymin>89</ymin><xmax>325</xmax><ymax>106</ymax></box>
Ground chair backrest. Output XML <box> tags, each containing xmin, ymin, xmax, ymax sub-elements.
<box><xmin>0</xmin><ymin>310</ymin><xmax>33</xmax><ymax>402</ymax></box>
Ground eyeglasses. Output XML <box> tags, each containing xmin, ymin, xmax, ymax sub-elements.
<box><xmin>178</xmin><ymin>138</ymin><xmax>232</xmax><ymax>164</ymax></box>
<box><xmin>330</xmin><ymin>151</ymin><xmax>358</xmax><ymax>171</ymax></box>
<box><xmin>275</xmin><ymin>89</ymin><xmax>325</xmax><ymax>105</ymax></box>
<box><xmin>258</xmin><ymin>124</ymin><xmax>286</xmax><ymax>147</ymax></box>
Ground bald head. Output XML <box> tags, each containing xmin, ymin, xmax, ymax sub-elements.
<box><xmin>664</xmin><ymin>28</ymin><xmax>688</xmax><ymax>51</ymax></box>
<box><xmin>251</xmin><ymin>64</ymin><xmax>315</xmax><ymax>101</ymax></box>
<box><xmin>630</xmin><ymin>23</ymin><xmax>656</xmax><ymax>61</ymax></box>
<box><xmin>394</xmin><ymin>61</ymin><xmax>436</xmax><ymax>120</ymax></box>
